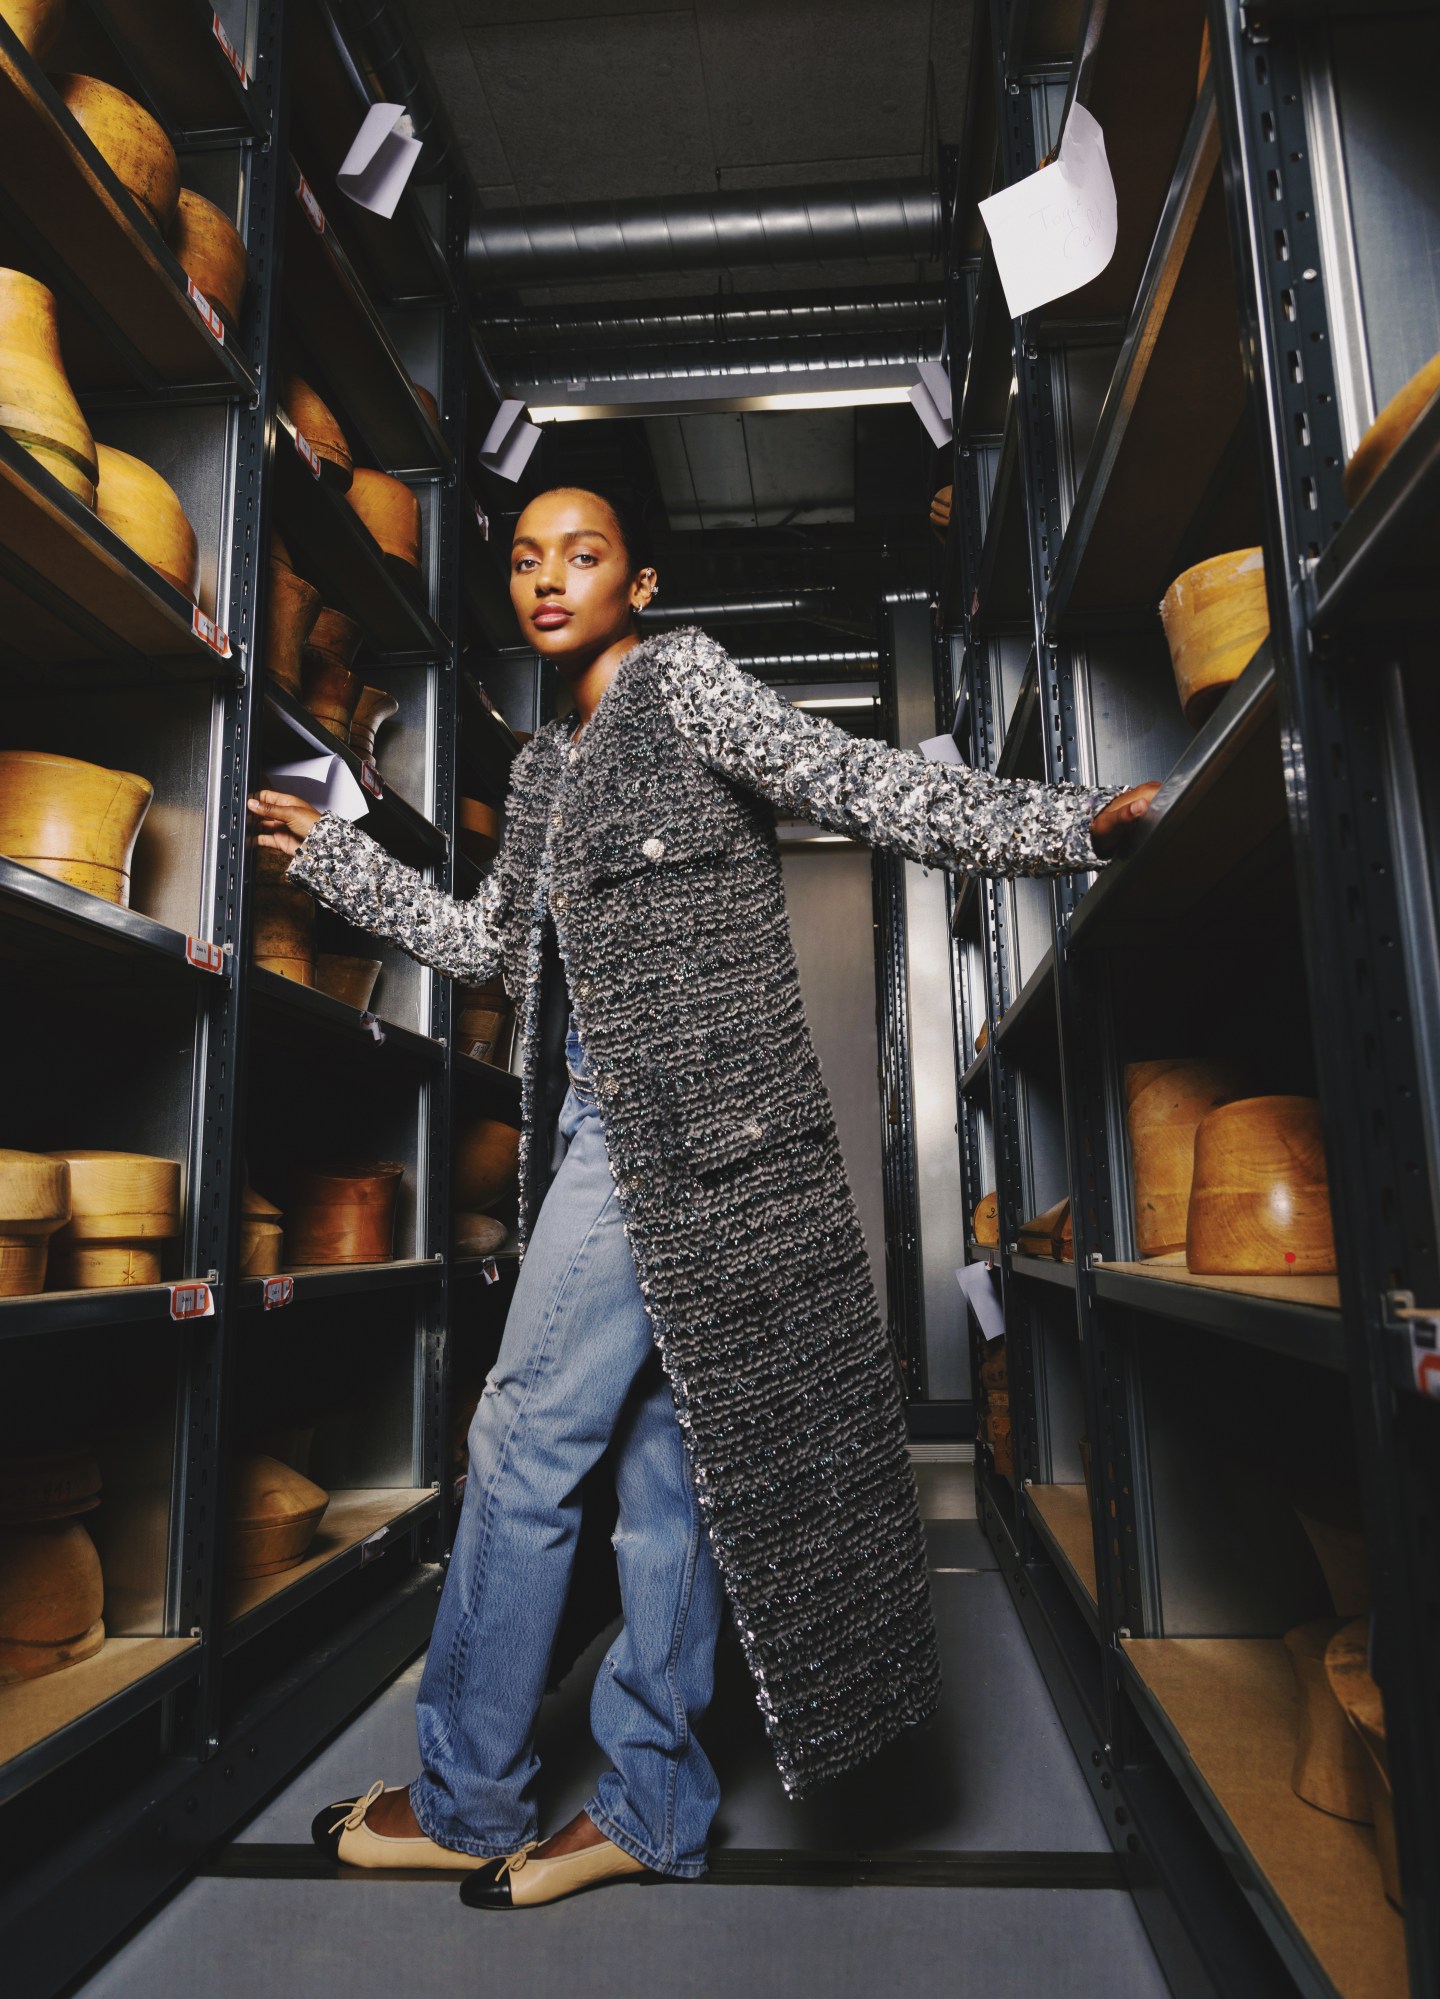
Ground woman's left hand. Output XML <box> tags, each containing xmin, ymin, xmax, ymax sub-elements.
<box><xmin>1089</xmin><ymin>782</ymin><xmax>1162</xmax><ymax>858</ymax></box>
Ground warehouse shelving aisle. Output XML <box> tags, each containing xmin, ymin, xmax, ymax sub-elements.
<box><xmin>68</xmin><ymin>1449</ymin><xmax>1173</xmax><ymax>1999</ymax></box>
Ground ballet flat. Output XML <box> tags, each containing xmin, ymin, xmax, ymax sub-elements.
<box><xmin>461</xmin><ymin>1832</ymin><xmax>652</xmax><ymax>1908</ymax></box>
<box><xmin>311</xmin><ymin>1779</ymin><xmax>507</xmax><ymax>1874</ymax></box>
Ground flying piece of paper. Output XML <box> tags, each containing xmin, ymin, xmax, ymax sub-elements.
<box><xmin>263</xmin><ymin>753</ymin><xmax>369</xmax><ymax>823</ymax></box>
<box><xmin>919</xmin><ymin>732</ymin><xmax>966</xmax><ymax>766</ymax></box>
<box><xmin>338</xmin><ymin>103</ymin><xmax>423</xmax><ymax>220</ymax></box>
<box><xmin>955</xmin><ymin>1259</ymin><xmax>1005</xmax><ymax>1345</ymax></box>
<box><xmin>978</xmin><ymin>102</ymin><xmax>1118</xmax><ymax>318</ymax></box>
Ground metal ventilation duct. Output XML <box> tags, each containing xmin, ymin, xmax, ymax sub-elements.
<box><xmin>349</xmin><ymin>0</ymin><xmax>459</xmax><ymax>177</ymax></box>
<box><xmin>641</xmin><ymin>595</ymin><xmax>872</xmax><ymax>638</ymax></box>
<box><xmin>477</xmin><ymin>290</ymin><xmax>945</xmax><ymax>353</ymax></box>
<box><xmin>467</xmin><ymin>180</ymin><xmax>941</xmax><ymax>290</ymax></box>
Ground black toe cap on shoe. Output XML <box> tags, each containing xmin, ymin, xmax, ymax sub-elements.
<box><xmin>310</xmin><ymin>1801</ymin><xmax>357</xmax><ymax>1860</ymax></box>
<box><xmin>459</xmin><ymin>1872</ymin><xmax>513</xmax><ymax>1909</ymax></box>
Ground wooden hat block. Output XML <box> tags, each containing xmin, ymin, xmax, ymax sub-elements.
<box><xmin>1284</xmin><ymin>1619</ymin><xmax>1373</xmax><ymax>1822</ymax></box>
<box><xmin>280</xmin><ymin>375</ymin><xmax>352</xmax><ymax>489</ymax></box>
<box><xmin>287</xmin><ymin>1161</ymin><xmax>404</xmax><ymax>1267</ymax></box>
<box><xmin>972</xmin><ymin>1190</ymin><xmax>999</xmax><ymax>1247</ymax></box>
<box><xmin>0</xmin><ymin>750</ymin><xmax>153</xmax><ymax>907</ymax></box>
<box><xmin>1159</xmin><ymin>548</ymin><xmax>1269</xmax><ymax>728</ymax></box>
<box><xmin>0</xmin><ymin>1447</ymin><xmax>102</xmax><ymax>1523</ymax></box>
<box><xmin>458</xmin><ymin>796</ymin><xmax>500</xmax><ymax>869</ymax></box>
<box><xmin>455</xmin><ymin>979</ymin><xmax>512</xmax><ymax>1062</ymax></box>
<box><xmin>239</xmin><ymin>1185</ymin><xmax>284</xmax><ymax>1280</ymax></box>
<box><xmin>264</xmin><ymin>549</ymin><xmax>322</xmax><ymax>697</ymax></box>
<box><xmin>45</xmin><ymin>1150</ymin><xmax>182</xmax><ymax>1289</ymax></box>
<box><xmin>95</xmin><ymin>443</ymin><xmax>200</xmax><ymax>602</ymax></box>
<box><xmin>1343</xmin><ymin>350</ymin><xmax>1440</xmax><ymax>508</ymax></box>
<box><xmin>455</xmin><ymin>1212</ymin><xmax>507</xmax><ymax>1258</ymax></box>
<box><xmin>252</xmin><ymin>843</ymin><xmax>315</xmax><ymax>985</ymax></box>
<box><xmin>0</xmin><ymin>266</ymin><xmax>98</xmax><ymax>506</ymax></box>
<box><xmin>3</xmin><ymin>0</ymin><xmax>64</xmax><ymax>58</ymax></box>
<box><xmin>350</xmin><ymin>686</ymin><xmax>398</xmax><ymax>763</ymax></box>
<box><xmin>1325</xmin><ymin>1620</ymin><xmax>1401</xmax><ymax>1909</ymax></box>
<box><xmin>301</xmin><ymin>608</ymin><xmax>364</xmax><ymax>732</ymax></box>
<box><xmin>169</xmin><ymin>188</ymin><xmax>248</xmax><ymax>327</ymax></box>
<box><xmin>1124</xmin><ymin>1059</ymin><xmax>1249</xmax><ymax>1259</ymax></box>
<box><xmin>315</xmin><ymin>954</ymin><xmax>382</xmax><ymax>1011</ymax></box>
<box><xmin>0</xmin><ymin>1147</ymin><xmax>70</xmax><ymax>1296</ymax></box>
<box><xmin>227</xmin><ymin>1455</ymin><xmax>329</xmax><ymax>1578</ymax></box>
<box><xmin>1187</xmin><ymin>1095</ymin><xmax>1337</xmax><ymax>1275</ymax></box>
<box><xmin>454</xmin><ymin>1120</ymin><xmax>520</xmax><ymax>1212</ymax></box>
<box><xmin>1017</xmin><ymin>1196</ymin><xmax>1073</xmax><ymax>1262</ymax></box>
<box><xmin>52</xmin><ymin>74</ymin><xmax>180</xmax><ymax>236</ymax></box>
<box><xmin>345</xmin><ymin>468</ymin><xmax>423</xmax><ymax>589</ymax></box>
<box><xmin>0</xmin><ymin>1518</ymin><xmax>105</xmax><ymax>1682</ymax></box>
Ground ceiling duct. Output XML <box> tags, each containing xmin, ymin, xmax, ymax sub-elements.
<box><xmin>640</xmin><ymin>594</ymin><xmax>872</xmax><ymax>639</ymax></box>
<box><xmin>348</xmin><ymin>0</ymin><xmax>460</xmax><ymax>178</ymax></box>
<box><xmin>477</xmin><ymin>290</ymin><xmax>945</xmax><ymax>354</ymax></box>
<box><xmin>467</xmin><ymin>179</ymin><xmax>941</xmax><ymax>291</ymax></box>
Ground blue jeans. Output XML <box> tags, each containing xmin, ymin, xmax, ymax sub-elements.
<box><xmin>411</xmin><ymin>1014</ymin><xmax>725</xmax><ymax>1875</ymax></box>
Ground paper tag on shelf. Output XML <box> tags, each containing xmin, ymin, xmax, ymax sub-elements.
<box><xmin>453</xmin><ymin>1473</ymin><xmax>468</xmax><ymax>1506</ymax></box>
<box><xmin>359</xmin><ymin>1526</ymin><xmax>390</xmax><ymax>1567</ymax></box>
<box><xmin>474</xmin><ymin>503</ymin><xmax>490</xmax><ymax>541</ymax></box>
<box><xmin>185</xmin><ymin>934</ymin><xmax>225</xmax><ymax>974</ymax></box>
<box><xmin>359</xmin><ymin>761</ymin><xmax>384</xmax><ymax>800</ymax></box>
<box><xmin>358</xmin><ymin>1010</ymin><xmax>386</xmax><ymax>1045</ymax></box>
<box><xmin>185</xmin><ymin>278</ymin><xmax>225</xmax><ymax>346</ymax></box>
<box><xmin>261</xmin><ymin>1275</ymin><xmax>294</xmax><ymax>1311</ymax></box>
<box><xmin>297</xmin><ymin>175</ymin><xmax>326</xmax><ymax>235</ymax></box>
<box><xmin>191</xmin><ymin>606</ymin><xmax>232</xmax><ymax>658</ymax></box>
<box><xmin>169</xmin><ymin>1282</ymin><xmax>215</xmax><ymax>1321</ymax></box>
<box><xmin>294</xmin><ymin>429</ymin><xmax>322</xmax><ymax>479</ymax></box>
<box><xmin>481</xmin><ymin>1255</ymin><xmax>500</xmax><ymax>1286</ymax></box>
<box><xmin>212</xmin><ymin>11</ymin><xmax>249</xmax><ymax>88</ymax></box>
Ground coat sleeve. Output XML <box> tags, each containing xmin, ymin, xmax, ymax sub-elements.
<box><xmin>658</xmin><ymin>628</ymin><xmax>1121</xmax><ymax>878</ymax></box>
<box><xmin>283</xmin><ymin>743</ymin><xmax>534</xmax><ymax>983</ymax></box>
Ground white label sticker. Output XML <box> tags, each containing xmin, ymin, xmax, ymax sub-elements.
<box><xmin>482</xmin><ymin>1255</ymin><xmax>500</xmax><ymax>1286</ymax></box>
<box><xmin>359</xmin><ymin>761</ymin><xmax>384</xmax><ymax>800</ymax></box>
<box><xmin>191</xmin><ymin>606</ymin><xmax>232</xmax><ymax>657</ymax></box>
<box><xmin>185</xmin><ymin>277</ymin><xmax>225</xmax><ymax>345</ymax></box>
<box><xmin>186</xmin><ymin>934</ymin><xmax>225</xmax><ymax>974</ymax></box>
<box><xmin>169</xmin><ymin>1281</ymin><xmax>215</xmax><ymax>1321</ymax></box>
<box><xmin>297</xmin><ymin>175</ymin><xmax>325</xmax><ymax>235</ymax></box>
<box><xmin>212</xmin><ymin>12</ymin><xmax>249</xmax><ymax>88</ymax></box>
<box><xmin>261</xmin><ymin>1275</ymin><xmax>294</xmax><ymax>1310</ymax></box>
<box><xmin>294</xmin><ymin>428</ymin><xmax>322</xmax><ymax>479</ymax></box>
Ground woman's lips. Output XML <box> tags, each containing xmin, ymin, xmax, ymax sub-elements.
<box><xmin>532</xmin><ymin>607</ymin><xmax>572</xmax><ymax>629</ymax></box>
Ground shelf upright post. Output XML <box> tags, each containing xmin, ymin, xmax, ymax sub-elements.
<box><xmin>1211</xmin><ymin>4</ymin><xmax>1440</xmax><ymax>1982</ymax></box>
<box><xmin>175</xmin><ymin>0</ymin><xmax>291</xmax><ymax>1767</ymax></box>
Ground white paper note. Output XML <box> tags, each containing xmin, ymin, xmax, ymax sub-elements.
<box><xmin>263</xmin><ymin>753</ymin><xmax>369</xmax><ymax>823</ymax></box>
<box><xmin>955</xmin><ymin>1259</ymin><xmax>1005</xmax><ymax>1345</ymax></box>
<box><xmin>978</xmin><ymin>102</ymin><xmax>1118</xmax><ymax>318</ymax></box>
<box><xmin>338</xmin><ymin>103</ymin><xmax>423</xmax><ymax>220</ymax></box>
<box><xmin>919</xmin><ymin>731</ymin><xmax>966</xmax><ymax>766</ymax></box>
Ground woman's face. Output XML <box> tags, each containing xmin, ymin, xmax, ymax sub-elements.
<box><xmin>509</xmin><ymin>488</ymin><xmax>654</xmax><ymax>661</ymax></box>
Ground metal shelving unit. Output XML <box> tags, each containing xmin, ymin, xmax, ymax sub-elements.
<box><xmin>0</xmin><ymin>4</ymin><xmax>525</xmax><ymax>1993</ymax></box>
<box><xmin>943</xmin><ymin>5</ymin><xmax>1439</xmax><ymax>1997</ymax></box>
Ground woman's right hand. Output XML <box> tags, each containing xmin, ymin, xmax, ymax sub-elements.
<box><xmin>247</xmin><ymin>790</ymin><xmax>321</xmax><ymax>859</ymax></box>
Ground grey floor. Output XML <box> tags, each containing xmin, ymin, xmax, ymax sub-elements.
<box><xmin>75</xmin><ymin>1450</ymin><xmax>1173</xmax><ymax>1999</ymax></box>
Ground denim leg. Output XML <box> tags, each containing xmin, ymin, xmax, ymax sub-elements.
<box><xmin>585</xmin><ymin>1351</ymin><xmax>726</xmax><ymax>1877</ymax></box>
<box><xmin>410</xmin><ymin>1083</ymin><xmax>656</xmax><ymax>1857</ymax></box>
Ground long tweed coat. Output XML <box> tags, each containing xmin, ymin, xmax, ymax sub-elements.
<box><xmin>288</xmin><ymin>625</ymin><xmax>1113</xmax><ymax>1795</ymax></box>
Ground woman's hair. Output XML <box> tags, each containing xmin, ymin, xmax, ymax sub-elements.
<box><xmin>545</xmin><ymin>485</ymin><xmax>654</xmax><ymax>576</ymax></box>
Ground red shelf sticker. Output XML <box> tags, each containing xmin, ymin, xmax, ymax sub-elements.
<box><xmin>185</xmin><ymin>277</ymin><xmax>225</xmax><ymax>346</ymax></box>
<box><xmin>297</xmin><ymin>175</ymin><xmax>325</xmax><ymax>235</ymax></box>
<box><xmin>359</xmin><ymin>761</ymin><xmax>384</xmax><ymax>800</ymax></box>
<box><xmin>185</xmin><ymin>934</ymin><xmax>224</xmax><ymax>974</ymax></box>
<box><xmin>1418</xmin><ymin>1352</ymin><xmax>1440</xmax><ymax>1400</ymax></box>
<box><xmin>212</xmin><ymin>11</ymin><xmax>249</xmax><ymax>87</ymax></box>
<box><xmin>358</xmin><ymin>1010</ymin><xmax>386</xmax><ymax>1046</ymax></box>
<box><xmin>293</xmin><ymin>428</ymin><xmax>322</xmax><ymax>479</ymax></box>
<box><xmin>191</xmin><ymin>606</ymin><xmax>232</xmax><ymax>658</ymax></box>
<box><xmin>261</xmin><ymin>1275</ymin><xmax>294</xmax><ymax>1311</ymax></box>
<box><xmin>481</xmin><ymin>1255</ymin><xmax>500</xmax><ymax>1286</ymax></box>
<box><xmin>453</xmin><ymin>1473</ymin><xmax>468</xmax><ymax>1505</ymax></box>
<box><xmin>169</xmin><ymin>1281</ymin><xmax>214</xmax><ymax>1321</ymax></box>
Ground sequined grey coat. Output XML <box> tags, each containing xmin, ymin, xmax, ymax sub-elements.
<box><xmin>287</xmin><ymin>625</ymin><xmax>1113</xmax><ymax>1795</ymax></box>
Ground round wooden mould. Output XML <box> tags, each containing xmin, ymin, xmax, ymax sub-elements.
<box><xmin>252</xmin><ymin>844</ymin><xmax>315</xmax><ymax>986</ymax></box>
<box><xmin>1125</xmin><ymin>1059</ymin><xmax>1249</xmax><ymax>1260</ymax></box>
<box><xmin>1343</xmin><ymin>349</ymin><xmax>1440</xmax><ymax>508</ymax></box>
<box><xmin>3</xmin><ymin>0</ymin><xmax>64</xmax><ymax>59</ymax></box>
<box><xmin>0</xmin><ymin>266</ymin><xmax>98</xmax><ymax>506</ymax></box>
<box><xmin>240</xmin><ymin>1184</ymin><xmax>284</xmax><ymax>1280</ymax></box>
<box><xmin>0</xmin><ymin>1446</ymin><xmax>101</xmax><ymax>1524</ymax></box>
<box><xmin>1159</xmin><ymin>548</ymin><xmax>1269</xmax><ymax>728</ymax></box>
<box><xmin>0</xmin><ymin>1517</ymin><xmax>105</xmax><ymax>1682</ymax></box>
<box><xmin>454</xmin><ymin>1120</ymin><xmax>519</xmax><ymax>1212</ymax></box>
<box><xmin>1186</xmin><ymin>1095</ymin><xmax>1336</xmax><ymax>1276</ymax></box>
<box><xmin>52</xmin><ymin>73</ymin><xmax>179</xmax><ymax>237</ymax></box>
<box><xmin>0</xmin><ymin>749</ymin><xmax>153</xmax><ymax>907</ymax></box>
<box><xmin>287</xmin><ymin>1161</ymin><xmax>404</xmax><ymax>1267</ymax></box>
<box><xmin>972</xmin><ymin>1190</ymin><xmax>999</xmax><ymax>1248</ymax></box>
<box><xmin>0</xmin><ymin>1147</ymin><xmax>70</xmax><ymax>1297</ymax></box>
<box><xmin>265</xmin><ymin>549</ymin><xmax>322</xmax><ymax>697</ymax></box>
<box><xmin>315</xmin><ymin>953</ymin><xmax>382</xmax><ymax>1011</ymax></box>
<box><xmin>1284</xmin><ymin>1619</ymin><xmax>1372</xmax><ymax>1823</ymax></box>
<box><xmin>350</xmin><ymin>686</ymin><xmax>398</xmax><ymax>763</ymax></box>
<box><xmin>455</xmin><ymin>1212</ymin><xmax>507</xmax><ymax>1258</ymax></box>
<box><xmin>169</xmin><ymin>188</ymin><xmax>248</xmax><ymax>328</ymax></box>
<box><xmin>345</xmin><ymin>468</ymin><xmax>422</xmax><ymax>589</ymax></box>
<box><xmin>95</xmin><ymin>442</ymin><xmax>199</xmax><ymax>602</ymax></box>
<box><xmin>227</xmin><ymin>1455</ymin><xmax>329</xmax><ymax>1579</ymax></box>
<box><xmin>281</xmin><ymin>375</ymin><xmax>351</xmax><ymax>489</ymax></box>
<box><xmin>301</xmin><ymin>608</ymin><xmax>364</xmax><ymax>732</ymax></box>
<box><xmin>45</xmin><ymin>1149</ymin><xmax>181</xmax><ymax>1289</ymax></box>
<box><xmin>1325</xmin><ymin>1619</ymin><xmax>1400</xmax><ymax>1908</ymax></box>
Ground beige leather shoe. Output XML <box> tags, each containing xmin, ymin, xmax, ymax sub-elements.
<box><xmin>312</xmin><ymin>1780</ymin><xmax>508</xmax><ymax>1874</ymax></box>
<box><xmin>462</xmin><ymin>1832</ymin><xmax>652</xmax><ymax>1908</ymax></box>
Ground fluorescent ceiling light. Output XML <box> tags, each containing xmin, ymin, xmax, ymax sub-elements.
<box><xmin>528</xmin><ymin>385</ymin><xmax>913</xmax><ymax>423</ymax></box>
<box><xmin>792</xmin><ymin>695</ymin><xmax>880</xmax><ymax>709</ymax></box>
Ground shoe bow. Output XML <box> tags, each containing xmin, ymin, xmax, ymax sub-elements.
<box><xmin>329</xmin><ymin>1778</ymin><xmax>385</xmax><ymax>1837</ymax></box>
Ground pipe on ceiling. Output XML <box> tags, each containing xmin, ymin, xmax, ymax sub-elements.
<box><xmin>511</xmin><ymin>337</ymin><xmax>940</xmax><ymax>392</ymax></box>
<box><xmin>349</xmin><ymin>0</ymin><xmax>461</xmax><ymax>178</ymax></box>
<box><xmin>477</xmin><ymin>290</ymin><xmax>945</xmax><ymax>353</ymax></box>
<box><xmin>640</xmin><ymin>598</ymin><xmax>874</xmax><ymax>639</ymax></box>
<box><xmin>468</xmin><ymin>179</ymin><xmax>941</xmax><ymax>290</ymax></box>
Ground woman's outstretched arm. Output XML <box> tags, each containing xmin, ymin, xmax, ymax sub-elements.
<box><xmin>246</xmin><ymin>749</ymin><xmax>532</xmax><ymax>983</ymax></box>
<box><xmin>658</xmin><ymin>628</ymin><xmax>1149</xmax><ymax>876</ymax></box>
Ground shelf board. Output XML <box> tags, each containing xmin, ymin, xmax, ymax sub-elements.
<box><xmin>262</xmin><ymin>686</ymin><xmax>446</xmax><ymax>865</ymax></box>
<box><xmin>1121</xmin><ymin>1637</ymin><xmax>1407</xmax><ymax>1999</ymax></box>
<box><xmin>0</xmin><ymin>1279</ymin><xmax>213</xmax><ymax>1340</ymax></box>
<box><xmin>0</xmin><ymin>430</ymin><xmax>239</xmax><ymax>678</ymax></box>
<box><xmin>459</xmin><ymin>669</ymin><xmax>523</xmax><ymax>784</ymax></box>
<box><xmin>0</xmin><ymin>1635</ymin><xmax>198</xmax><ymax>1807</ymax></box>
<box><xmin>1026</xmin><ymin>1483</ymin><xmax>1098</xmax><ymax>1627</ymax></box>
<box><xmin>1310</xmin><ymin>383</ymin><xmax>1440</xmax><ymax>626</ymax></box>
<box><xmin>249</xmin><ymin>965</ymin><xmax>443</xmax><ymax>1068</ymax></box>
<box><xmin>1010</xmin><ymin>1252</ymin><xmax>1076</xmax><ymax>1291</ymax></box>
<box><xmin>995</xmin><ymin>653</ymin><xmax>1042</xmax><ymax>781</ymax></box>
<box><xmin>0</xmin><ymin>20</ymin><xmax>257</xmax><ymax>395</ymax></box>
<box><xmin>0</xmin><ymin>855</ymin><xmax>230</xmax><ymax>980</ymax></box>
<box><xmin>958</xmin><ymin>246</ymin><xmax>1013</xmax><ymax>442</ymax></box>
<box><xmin>959</xmin><ymin>1044</ymin><xmax>991</xmax><ymax>1098</ymax></box>
<box><xmin>972</xmin><ymin>408</ymin><xmax>1030</xmax><ymax>633</ymax></box>
<box><xmin>237</xmin><ymin>1259</ymin><xmax>442</xmax><ymax>1310</ymax></box>
<box><xmin>224</xmin><ymin>1489</ymin><xmax>438</xmax><ymax>1650</ymax></box>
<box><xmin>1095</xmin><ymin>1261</ymin><xmax>1345</xmax><ymax>1370</ymax></box>
<box><xmin>80</xmin><ymin>0</ymin><xmax>268</xmax><ymax>141</ymax></box>
<box><xmin>455</xmin><ymin>1050</ymin><xmax>523</xmax><ymax>1114</ymax></box>
<box><xmin>283</xmin><ymin>161</ymin><xmax>453</xmax><ymax>479</ymax></box>
<box><xmin>1068</xmin><ymin>643</ymin><xmax>1279</xmax><ymax>948</ymax></box>
<box><xmin>271</xmin><ymin>410</ymin><xmax>448</xmax><ymax>663</ymax></box>
<box><xmin>995</xmin><ymin>945</ymin><xmax>1056</xmax><ymax>1046</ymax></box>
<box><xmin>950</xmin><ymin>871</ymin><xmax>982</xmax><ymax>938</ymax></box>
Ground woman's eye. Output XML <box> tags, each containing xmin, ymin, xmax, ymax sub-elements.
<box><xmin>571</xmin><ymin>552</ymin><xmax>598</xmax><ymax>566</ymax></box>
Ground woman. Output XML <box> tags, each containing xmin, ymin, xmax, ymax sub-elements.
<box><xmin>248</xmin><ymin>486</ymin><xmax>1158</xmax><ymax>1909</ymax></box>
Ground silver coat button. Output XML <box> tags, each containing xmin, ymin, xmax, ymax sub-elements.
<box><xmin>574</xmin><ymin>976</ymin><xmax>593</xmax><ymax>999</ymax></box>
<box><xmin>642</xmin><ymin>837</ymin><xmax>666</xmax><ymax>861</ymax></box>
<box><xmin>742</xmin><ymin>1117</ymin><xmax>764</xmax><ymax>1141</ymax></box>
<box><xmin>568</xmin><ymin>745</ymin><xmax>580</xmax><ymax>764</ymax></box>
<box><xmin>552</xmin><ymin>890</ymin><xmax>568</xmax><ymax>913</ymax></box>
<box><xmin>551</xmin><ymin>810</ymin><xmax>564</xmax><ymax>831</ymax></box>
<box><xmin>599</xmin><ymin>1072</ymin><xmax>619</xmax><ymax>1098</ymax></box>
